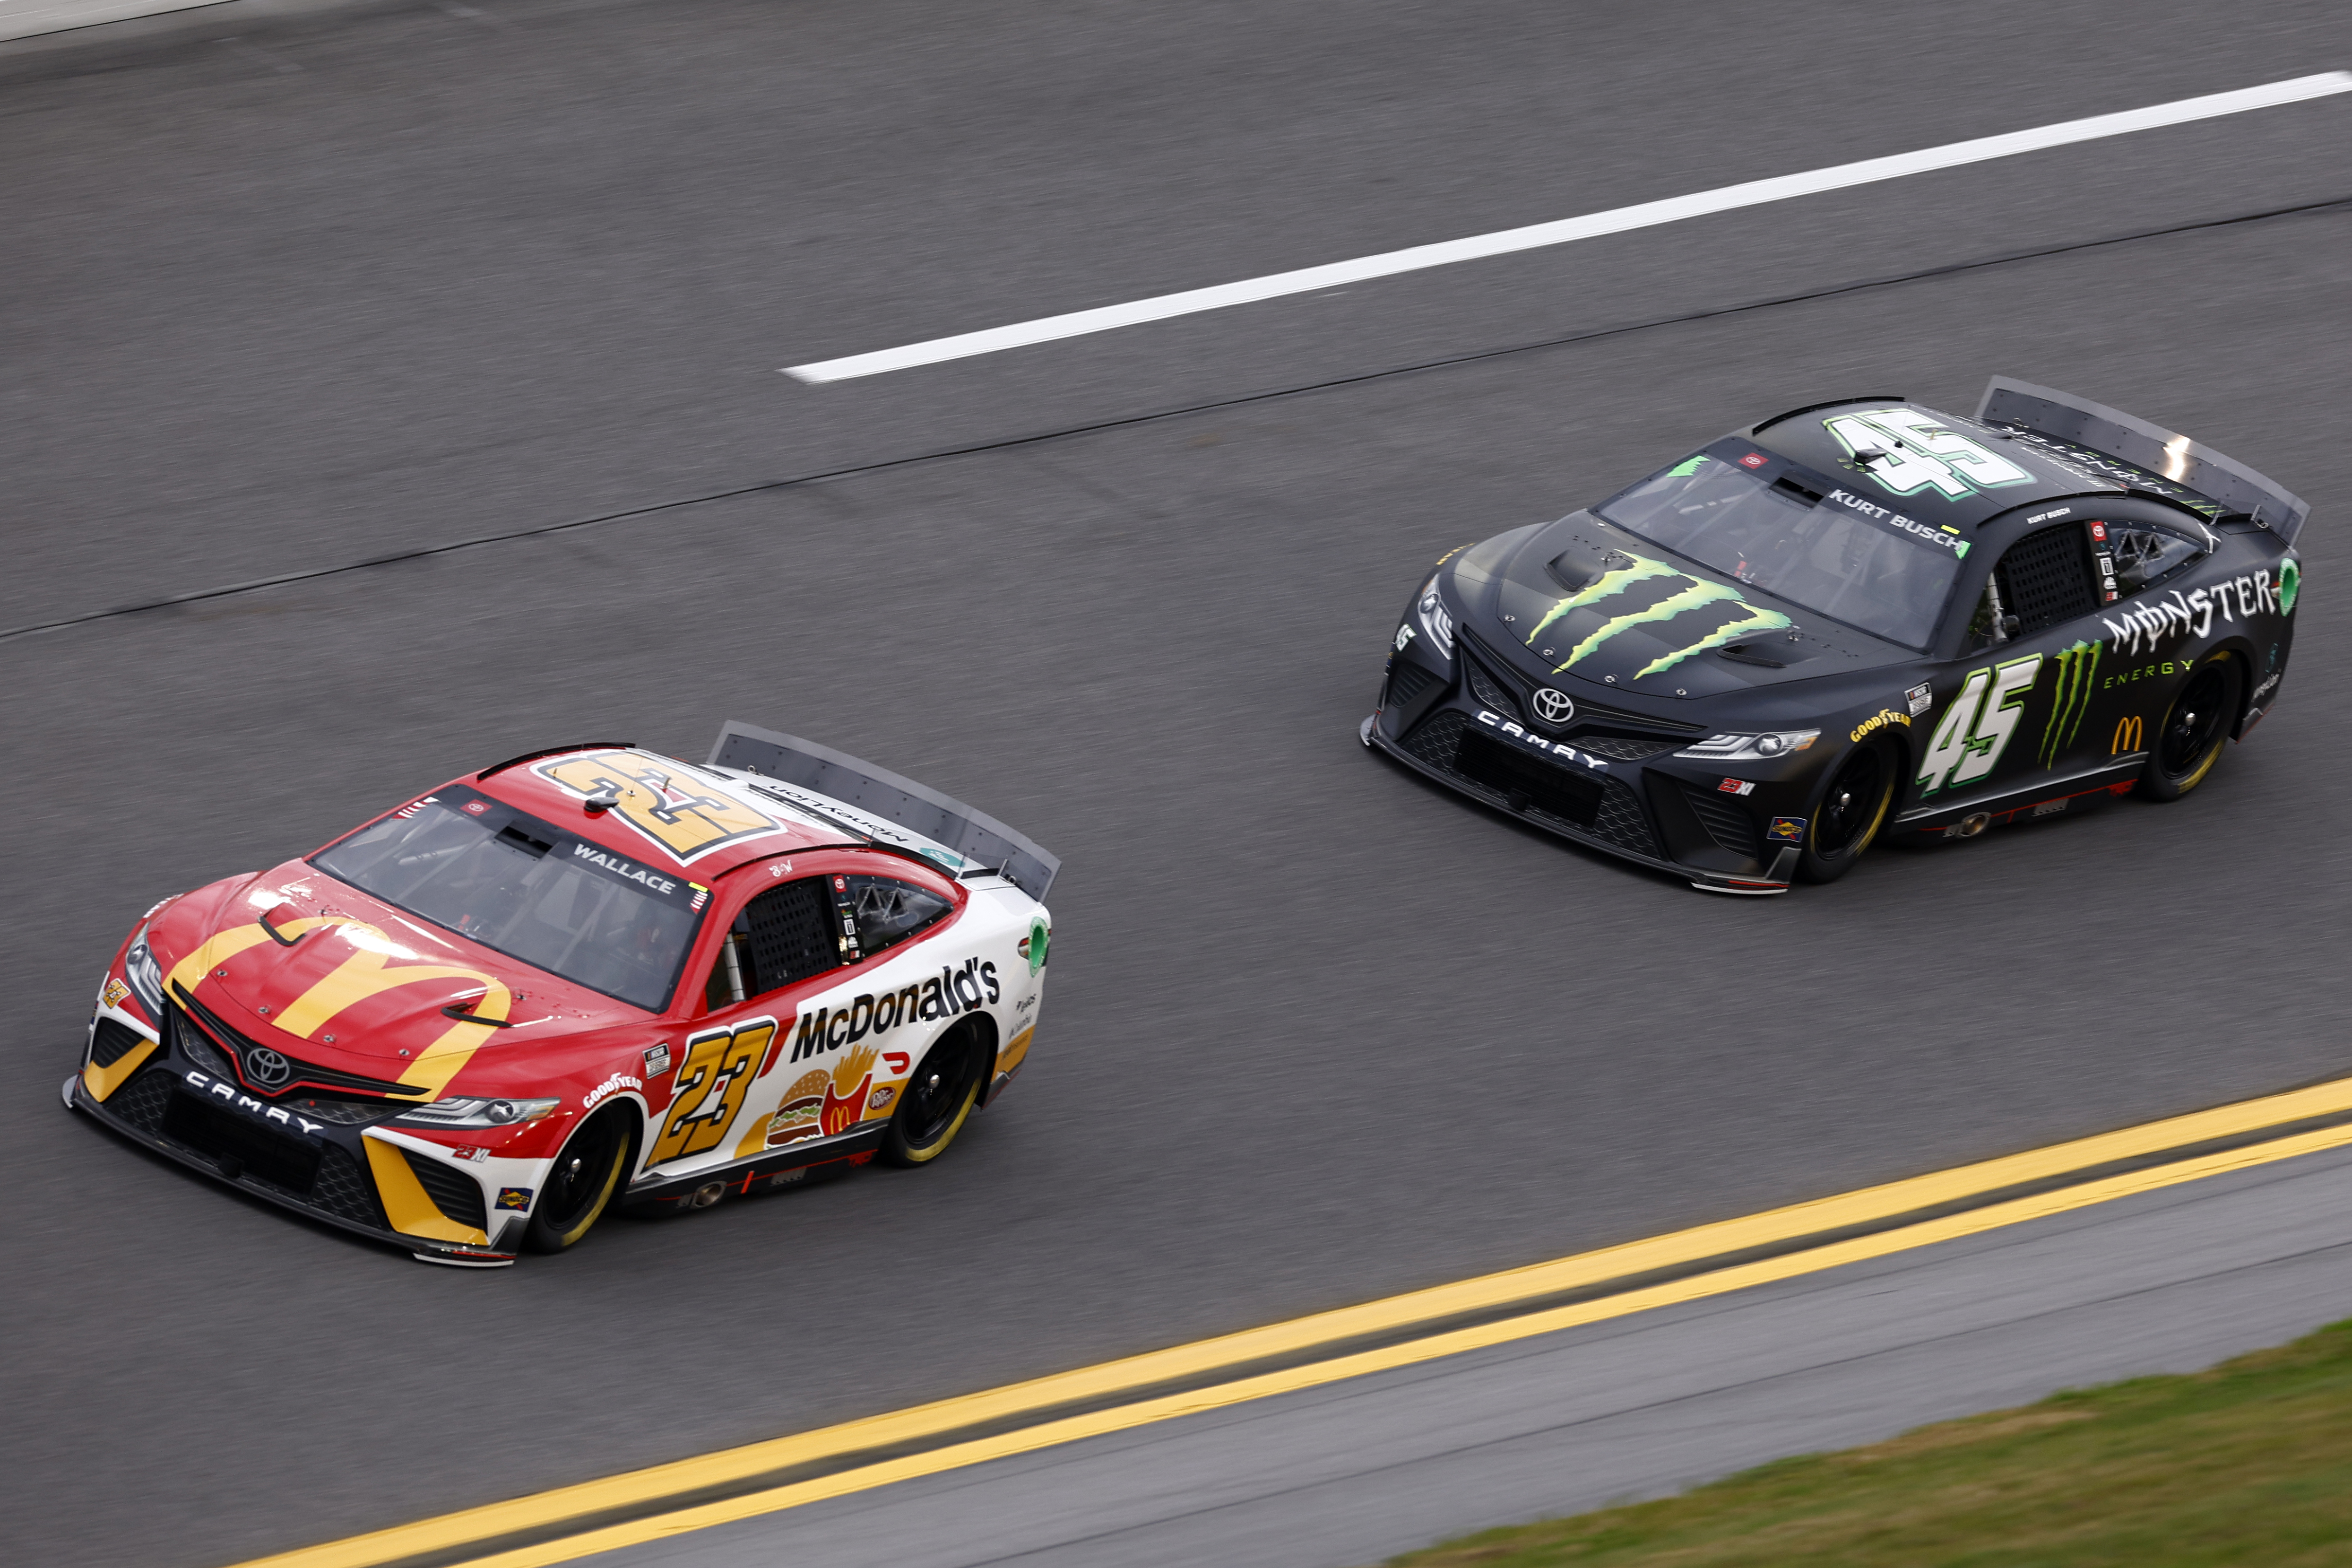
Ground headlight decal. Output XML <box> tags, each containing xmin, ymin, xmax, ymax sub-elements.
<box><xmin>1415</xmin><ymin>575</ymin><xmax>1456</xmax><ymax>661</ymax></box>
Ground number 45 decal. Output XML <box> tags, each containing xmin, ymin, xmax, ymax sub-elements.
<box><xmin>1918</xmin><ymin>655</ymin><xmax>2043</xmax><ymax>797</ymax></box>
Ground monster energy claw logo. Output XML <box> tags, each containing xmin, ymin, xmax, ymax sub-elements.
<box><xmin>2038</xmin><ymin>639</ymin><xmax>2101</xmax><ymax>767</ymax></box>
<box><xmin>1524</xmin><ymin>553</ymin><xmax>1792</xmax><ymax>680</ymax></box>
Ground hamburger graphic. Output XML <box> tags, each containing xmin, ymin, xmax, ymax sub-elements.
<box><xmin>821</xmin><ymin>1044</ymin><xmax>877</xmax><ymax>1136</ymax></box>
<box><xmin>765</xmin><ymin>1069</ymin><xmax>831</xmax><ymax>1148</ymax></box>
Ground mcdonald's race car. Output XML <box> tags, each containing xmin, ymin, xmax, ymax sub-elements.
<box><xmin>67</xmin><ymin>724</ymin><xmax>1058</xmax><ymax>1266</ymax></box>
<box><xmin>1364</xmin><ymin>379</ymin><xmax>2306</xmax><ymax>894</ymax></box>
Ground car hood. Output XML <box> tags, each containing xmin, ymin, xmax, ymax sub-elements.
<box><xmin>1453</xmin><ymin>514</ymin><xmax>1917</xmax><ymax>699</ymax></box>
<box><xmin>151</xmin><ymin>861</ymin><xmax>638</xmax><ymax>1100</ymax></box>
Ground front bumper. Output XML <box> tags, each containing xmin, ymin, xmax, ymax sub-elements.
<box><xmin>1363</xmin><ymin>656</ymin><xmax>1806</xmax><ymax>895</ymax></box>
<box><xmin>71</xmin><ymin>1013</ymin><xmax>530</xmax><ymax>1266</ymax></box>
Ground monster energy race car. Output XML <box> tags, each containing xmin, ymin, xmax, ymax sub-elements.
<box><xmin>1363</xmin><ymin>379</ymin><xmax>2305</xmax><ymax>894</ymax></box>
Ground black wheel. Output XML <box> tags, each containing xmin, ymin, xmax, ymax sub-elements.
<box><xmin>1799</xmin><ymin>739</ymin><xmax>1895</xmax><ymax>884</ymax></box>
<box><xmin>524</xmin><ymin>1106</ymin><xmax>634</xmax><ymax>1253</ymax></box>
<box><xmin>881</xmin><ymin>1022</ymin><xmax>986</xmax><ymax>1168</ymax></box>
<box><xmin>2140</xmin><ymin>655</ymin><xmax>2239</xmax><ymax>802</ymax></box>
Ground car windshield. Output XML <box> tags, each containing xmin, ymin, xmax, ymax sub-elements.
<box><xmin>312</xmin><ymin>791</ymin><xmax>704</xmax><ymax>1011</ymax></box>
<box><xmin>1597</xmin><ymin>451</ymin><xmax>1968</xmax><ymax>648</ymax></box>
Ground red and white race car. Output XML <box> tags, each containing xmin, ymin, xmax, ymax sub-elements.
<box><xmin>68</xmin><ymin>724</ymin><xmax>1056</xmax><ymax>1266</ymax></box>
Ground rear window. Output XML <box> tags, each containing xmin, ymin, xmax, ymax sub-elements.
<box><xmin>1598</xmin><ymin>446</ymin><xmax>1971</xmax><ymax>649</ymax></box>
<box><xmin>313</xmin><ymin>788</ymin><xmax>705</xmax><ymax>1011</ymax></box>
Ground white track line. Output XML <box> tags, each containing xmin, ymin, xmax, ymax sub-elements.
<box><xmin>785</xmin><ymin>71</ymin><xmax>2352</xmax><ymax>384</ymax></box>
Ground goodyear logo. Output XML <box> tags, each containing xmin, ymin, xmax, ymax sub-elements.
<box><xmin>1525</xmin><ymin>554</ymin><xmax>1792</xmax><ymax>681</ymax></box>
<box><xmin>1850</xmin><ymin>709</ymin><xmax>1910</xmax><ymax>744</ymax></box>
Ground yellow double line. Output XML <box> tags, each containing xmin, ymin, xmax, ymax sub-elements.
<box><xmin>239</xmin><ymin>1071</ymin><xmax>2352</xmax><ymax>1568</ymax></box>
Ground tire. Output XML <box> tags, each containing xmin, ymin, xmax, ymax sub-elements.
<box><xmin>524</xmin><ymin>1106</ymin><xmax>634</xmax><ymax>1254</ymax></box>
<box><xmin>881</xmin><ymin>1021</ymin><xmax>986</xmax><ymax>1168</ymax></box>
<box><xmin>2140</xmin><ymin>653</ymin><xmax>2240</xmax><ymax>802</ymax></box>
<box><xmin>1799</xmin><ymin>738</ymin><xmax>1896</xmax><ymax>884</ymax></box>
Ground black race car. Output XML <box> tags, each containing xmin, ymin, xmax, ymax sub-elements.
<box><xmin>1363</xmin><ymin>379</ymin><xmax>2305</xmax><ymax>894</ymax></box>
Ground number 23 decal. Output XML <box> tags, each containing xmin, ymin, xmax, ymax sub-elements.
<box><xmin>648</xmin><ymin>1017</ymin><xmax>777</xmax><ymax>1167</ymax></box>
<box><xmin>1918</xmin><ymin>654</ymin><xmax>2042</xmax><ymax>797</ymax></box>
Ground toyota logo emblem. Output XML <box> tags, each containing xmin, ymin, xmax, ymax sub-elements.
<box><xmin>1531</xmin><ymin>688</ymin><xmax>1576</xmax><ymax>726</ymax></box>
<box><xmin>245</xmin><ymin>1047</ymin><xmax>291</xmax><ymax>1088</ymax></box>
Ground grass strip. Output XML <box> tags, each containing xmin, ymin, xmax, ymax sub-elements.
<box><xmin>1384</xmin><ymin>1318</ymin><xmax>2352</xmax><ymax>1568</ymax></box>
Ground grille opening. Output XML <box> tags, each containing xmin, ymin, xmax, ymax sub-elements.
<box><xmin>91</xmin><ymin>1018</ymin><xmax>152</xmax><ymax>1068</ymax></box>
<box><xmin>1772</xmin><ymin>475</ymin><xmax>1824</xmax><ymax>505</ymax></box>
<box><xmin>1465</xmin><ymin>658</ymin><xmax>1518</xmax><ymax>719</ymax></box>
<box><xmin>161</xmin><ymin>1092</ymin><xmax>323</xmax><ymax>1192</ymax></box>
<box><xmin>1454</xmin><ymin>730</ymin><xmax>1605</xmax><ymax>826</ymax></box>
<box><xmin>311</xmin><ymin>1145</ymin><xmax>383</xmax><ymax>1226</ymax></box>
<box><xmin>402</xmin><ymin>1148</ymin><xmax>489</xmax><ymax>1230</ymax></box>
<box><xmin>110</xmin><ymin>1068</ymin><xmax>177</xmax><ymax>1133</ymax></box>
<box><xmin>1997</xmin><ymin>523</ymin><xmax>2099</xmax><ymax>636</ymax></box>
<box><xmin>1385</xmin><ymin>660</ymin><xmax>1437</xmax><ymax>709</ymax></box>
<box><xmin>1682</xmin><ymin>785</ymin><xmax>1763</xmax><ymax>859</ymax></box>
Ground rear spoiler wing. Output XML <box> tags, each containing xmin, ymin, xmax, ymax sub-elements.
<box><xmin>1976</xmin><ymin>377</ymin><xmax>2309</xmax><ymax>545</ymax></box>
<box><xmin>709</xmin><ymin>721</ymin><xmax>1060</xmax><ymax>901</ymax></box>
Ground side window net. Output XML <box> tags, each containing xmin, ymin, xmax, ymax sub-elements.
<box><xmin>2100</xmin><ymin>521</ymin><xmax>2205</xmax><ymax>598</ymax></box>
<box><xmin>846</xmin><ymin>876</ymin><xmax>953</xmax><ymax>959</ymax></box>
<box><xmin>706</xmin><ymin>877</ymin><xmax>839</xmax><ymax>1009</ymax></box>
<box><xmin>1995</xmin><ymin>524</ymin><xmax>2099</xmax><ymax>637</ymax></box>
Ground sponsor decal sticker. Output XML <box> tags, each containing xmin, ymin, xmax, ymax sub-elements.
<box><xmin>1848</xmin><ymin>709</ymin><xmax>1910</xmax><ymax>744</ymax></box>
<box><xmin>2101</xmin><ymin>658</ymin><xmax>2191</xmax><ymax>691</ymax></box>
<box><xmin>868</xmin><ymin>1085</ymin><xmax>896</xmax><ymax>1112</ymax></box>
<box><xmin>765</xmin><ymin>1069</ymin><xmax>831</xmax><ymax>1147</ymax></box>
<box><xmin>2112</xmin><ymin>714</ymin><xmax>2146</xmax><ymax>755</ymax></box>
<box><xmin>395</xmin><ymin>795</ymin><xmax>439</xmax><ymax>820</ymax></box>
<box><xmin>462</xmin><ymin>800</ymin><xmax>491</xmax><ymax>816</ymax></box>
<box><xmin>450</xmin><ymin>1146</ymin><xmax>489</xmax><ymax>1163</ymax></box>
<box><xmin>1766</xmin><ymin>817</ymin><xmax>1806</xmax><ymax>843</ymax></box>
<box><xmin>1906</xmin><ymin>681</ymin><xmax>1933</xmax><ymax>717</ymax></box>
<box><xmin>789</xmin><ymin>958</ymin><xmax>1001</xmax><ymax>1064</ymax></box>
<box><xmin>642</xmin><ymin>1043</ymin><xmax>672</xmax><ymax>1077</ymax></box>
<box><xmin>1019</xmin><ymin>918</ymin><xmax>1050</xmax><ymax>976</ymax></box>
<box><xmin>882</xmin><ymin>1050</ymin><xmax>911</xmax><ymax>1074</ymax></box>
<box><xmin>1738</xmin><ymin>452</ymin><xmax>1768</xmax><ymax>469</ymax></box>
<box><xmin>583</xmin><ymin>1072</ymin><xmax>642</xmax><ymax>1111</ymax></box>
<box><xmin>689</xmin><ymin>882</ymin><xmax>709</xmax><ymax>912</ymax></box>
<box><xmin>2252</xmin><ymin>671</ymin><xmax>2282</xmax><ymax>703</ymax></box>
<box><xmin>1522</xmin><ymin>554</ymin><xmax>1792</xmax><ymax>680</ymax></box>
<box><xmin>100</xmin><ymin>978</ymin><xmax>132</xmax><ymax>1010</ymax></box>
<box><xmin>1718</xmin><ymin>778</ymin><xmax>1755</xmax><ymax>796</ymax></box>
<box><xmin>2101</xmin><ymin>569</ymin><xmax>2288</xmax><ymax>658</ymax></box>
<box><xmin>495</xmin><ymin>1187</ymin><xmax>533</xmax><ymax>1212</ymax></box>
<box><xmin>2037</xmin><ymin>640</ymin><xmax>2101</xmax><ymax>766</ymax></box>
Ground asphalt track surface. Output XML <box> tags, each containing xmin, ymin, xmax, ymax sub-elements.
<box><xmin>2</xmin><ymin>3</ymin><xmax>2348</xmax><ymax>1564</ymax></box>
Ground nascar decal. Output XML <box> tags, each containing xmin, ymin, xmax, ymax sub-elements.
<box><xmin>789</xmin><ymin>958</ymin><xmax>1000</xmax><ymax>1064</ymax></box>
<box><xmin>2037</xmin><ymin>640</ymin><xmax>2101</xmax><ymax>768</ymax></box>
<box><xmin>1919</xmin><ymin>654</ymin><xmax>2042</xmax><ymax>797</ymax></box>
<box><xmin>535</xmin><ymin>750</ymin><xmax>787</xmax><ymax>865</ymax></box>
<box><xmin>1824</xmin><ymin>409</ymin><xmax>2032</xmax><ymax>501</ymax></box>
<box><xmin>1522</xmin><ymin>553</ymin><xmax>1792</xmax><ymax>680</ymax></box>
<box><xmin>649</xmin><ymin>1016</ymin><xmax>776</xmax><ymax>1167</ymax></box>
<box><xmin>2100</xmin><ymin>568</ymin><xmax>2291</xmax><ymax>658</ymax></box>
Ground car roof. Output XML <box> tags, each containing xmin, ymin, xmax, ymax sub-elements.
<box><xmin>1748</xmin><ymin>398</ymin><xmax>2120</xmax><ymax>529</ymax></box>
<box><xmin>471</xmin><ymin>745</ymin><xmax>848</xmax><ymax>881</ymax></box>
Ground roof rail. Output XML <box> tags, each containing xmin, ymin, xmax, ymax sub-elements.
<box><xmin>476</xmin><ymin>741</ymin><xmax>635</xmax><ymax>780</ymax></box>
